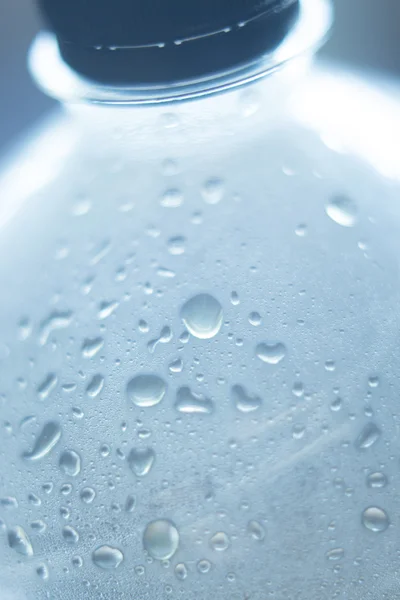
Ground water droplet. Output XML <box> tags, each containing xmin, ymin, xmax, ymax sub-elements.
<box><xmin>0</xmin><ymin>496</ymin><xmax>18</xmax><ymax>509</ymax></box>
<box><xmin>330</xmin><ymin>396</ymin><xmax>343</xmax><ymax>411</ymax></box>
<box><xmin>230</xmin><ymin>291</ymin><xmax>240</xmax><ymax>306</ymax></box>
<box><xmin>362</xmin><ymin>507</ymin><xmax>389</xmax><ymax>532</ymax></box>
<box><xmin>210</xmin><ymin>531</ymin><xmax>230</xmax><ymax>551</ymax></box>
<box><xmin>127</xmin><ymin>374</ymin><xmax>166</xmax><ymax>407</ymax></box>
<box><xmin>82</xmin><ymin>337</ymin><xmax>104</xmax><ymax>358</ymax></box>
<box><xmin>128</xmin><ymin>447</ymin><xmax>155</xmax><ymax>477</ymax></box>
<box><xmin>89</xmin><ymin>239</ymin><xmax>111</xmax><ymax>266</ymax></box>
<box><xmin>23</xmin><ymin>421</ymin><xmax>62</xmax><ymax>461</ymax></box>
<box><xmin>168</xmin><ymin>358</ymin><xmax>183</xmax><ymax>373</ymax></box>
<box><xmin>355</xmin><ymin>422</ymin><xmax>381</xmax><ymax>450</ymax></box>
<box><xmin>147</xmin><ymin>326</ymin><xmax>173</xmax><ymax>354</ymax></box>
<box><xmin>92</xmin><ymin>545</ymin><xmax>124</xmax><ymax>569</ymax></box>
<box><xmin>157</xmin><ymin>266</ymin><xmax>176</xmax><ymax>278</ymax></box>
<box><xmin>36</xmin><ymin>563</ymin><xmax>49</xmax><ymax>579</ymax></box>
<box><xmin>38</xmin><ymin>311</ymin><xmax>73</xmax><ymax>345</ymax></box>
<box><xmin>232</xmin><ymin>384</ymin><xmax>262</xmax><ymax>413</ymax></box>
<box><xmin>175</xmin><ymin>562</ymin><xmax>188</xmax><ymax>580</ymax></box>
<box><xmin>248</xmin><ymin>312</ymin><xmax>261</xmax><ymax>326</ymax></box>
<box><xmin>59</xmin><ymin>450</ymin><xmax>81</xmax><ymax>477</ymax></box>
<box><xmin>62</xmin><ymin>525</ymin><xmax>79</xmax><ymax>544</ymax></box>
<box><xmin>80</xmin><ymin>487</ymin><xmax>96</xmax><ymax>504</ymax></box>
<box><xmin>98</xmin><ymin>300</ymin><xmax>118</xmax><ymax>320</ymax></box>
<box><xmin>18</xmin><ymin>317</ymin><xmax>32</xmax><ymax>341</ymax></box>
<box><xmin>181</xmin><ymin>293</ymin><xmax>223</xmax><ymax>339</ymax></box>
<box><xmin>61</xmin><ymin>483</ymin><xmax>72</xmax><ymax>495</ymax></box>
<box><xmin>255</xmin><ymin>342</ymin><xmax>286</xmax><ymax>365</ymax></box>
<box><xmin>175</xmin><ymin>386</ymin><xmax>214</xmax><ymax>414</ymax></box>
<box><xmin>28</xmin><ymin>493</ymin><xmax>41</xmax><ymax>506</ymax></box>
<box><xmin>86</xmin><ymin>374</ymin><xmax>105</xmax><ymax>398</ymax></box>
<box><xmin>72</xmin><ymin>555</ymin><xmax>83</xmax><ymax>568</ymax></box>
<box><xmin>292</xmin><ymin>424</ymin><xmax>305</xmax><ymax>439</ymax></box>
<box><xmin>72</xmin><ymin>195</ymin><xmax>92</xmax><ymax>216</ymax></box>
<box><xmin>143</xmin><ymin>519</ymin><xmax>179</xmax><ymax>560</ymax></box>
<box><xmin>161</xmin><ymin>188</ymin><xmax>184</xmax><ymax>208</ymax></box>
<box><xmin>295</xmin><ymin>223</ymin><xmax>308</xmax><ymax>237</ymax></box>
<box><xmin>239</xmin><ymin>89</ymin><xmax>260</xmax><ymax>117</ymax></box>
<box><xmin>326</xmin><ymin>195</ymin><xmax>358</xmax><ymax>227</ymax></box>
<box><xmin>37</xmin><ymin>373</ymin><xmax>58</xmax><ymax>400</ymax></box>
<box><xmin>248</xmin><ymin>520</ymin><xmax>265</xmax><ymax>541</ymax></box>
<box><xmin>162</xmin><ymin>158</ymin><xmax>179</xmax><ymax>176</ymax></box>
<box><xmin>197</xmin><ymin>559</ymin><xmax>211</xmax><ymax>574</ymax></box>
<box><xmin>8</xmin><ymin>526</ymin><xmax>33</xmax><ymax>556</ymax></box>
<box><xmin>138</xmin><ymin>319</ymin><xmax>149</xmax><ymax>333</ymax></box>
<box><xmin>368</xmin><ymin>376</ymin><xmax>380</xmax><ymax>388</ymax></box>
<box><xmin>31</xmin><ymin>520</ymin><xmax>47</xmax><ymax>533</ymax></box>
<box><xmin>366</xmin><ymin>472</ymin><xmax>388</xmax><ymax>489</ymax></box>
<box><xmin>201</xmin><ymin>178</ymin><xmax>224</xmax><ymax>204</ymax></box>
<box><xmin>167</xmin><ymin>236</ymin><xmax>186</xmax><ymax>255</ymax></box>
<box><xmin>326</xmin><ymin>548</ymin><xmax>344</xmax><ymax>561</ymax></box>
<box><xmin>125</xmin><ymin>494</ymin><xmax>136</xmax><ymax>512</ymax></box>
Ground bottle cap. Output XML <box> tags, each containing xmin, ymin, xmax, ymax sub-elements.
<box><xmin>38</xmin><ymin>0</ymin><xmax>300</xmax><ymax>84</ymax></box>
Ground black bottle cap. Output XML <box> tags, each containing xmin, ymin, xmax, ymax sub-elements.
<box><xmin>38</xmin><ymin>0</ymin><xmax>300</xmax><ymax>85</ymax></box>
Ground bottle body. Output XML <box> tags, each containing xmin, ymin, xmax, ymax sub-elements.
<box><xmin>0</xmin><ymin>61</ymin><xmax>400</xmax><ymax>599</ymax></box>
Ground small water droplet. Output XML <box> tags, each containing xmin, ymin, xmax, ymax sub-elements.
<box><xmin>201</xmin><ymin>178</ymin><xmax>224</xmax><ymax>205</ymax></box>
<box><xmin>326</xmin><ymin>195</ymin><xmax>358</xmax><ymax>227</ymax></box>
<box><xmin>28</xmin><ymin>493</ymin><xmax>41</xmax><ymax>506</ymax></box>
<box><xmin>98</xmin><ymin>300</ymin><xmax>118</xmax><ymax>320</ymax></box>
<box><xmin>128</xmin><ymin>447</ymin><xmax>155</xmax><ymax>477</ymax></box>
<box><xmin>82</xmin><ymin>337</ymin><xmax>104</xmax><ymax>358</ymax></box>
<box><xmin>86</xmin><ymin>374</ymin><xmax>104</xmax><ymax>398</ymax></box>
<box><xmin>36</xmin><ymin>563</ymin><xmax>49</xmax><ymax>579</ymax></box>
<box><xmin>157</xmin><ymin>266</ymin><xmax>176</xmax><ymax>278</ymax></box>
<box><xmin>143</xmin><ymin>519</ymin><xmax>179</xmax><ymax>560</ymax></box>
<box><xmin>197</xmin><ymin>559</ymin><xmax>211</xmax><ymax>574</ymax></box>
<box><xmin>59</xmin><ymin>450</ymin><xmax>81</xmax><ymax>477</ymax></box>
<box><xmin>37</xmin><ymin>373</ymin><xmax>58</xmax><ymax>400</ymax></box>
<box><xmin>168</xmin><ymin>358</ymin><xmax>183</xmax><ymax>373</ymax></box>
<box><xmin>38</xmin><ymin>311</ymin><xmax>73</xmax><ymax>345</ymax></box>
<box><xmin>92</xmin><ymin>545</ymin><xmax>124</xmax><ymax>569</ymax></box>
<box><xmin>248</xmin><ymin>520</ymin><xmax>265</xmax><ymax>541</ymax></box>
<box><xmin>248</xmin><ymin>312</ymin><xmax>261</xmax><ymax>326</ymax></box>
<box><xmin>181</xmin><ymin>293</ymin><xmax>223</xmax><ymax>339</ymax></box>
<box><xmin>167</xmin><ymin>236</ymin><xmax>186</xmax><ymax>255</ymax></box>
<box><xmin>295</xmin><ymin>223</ymin><xmax>308</xmax><ymax>237</ymax></box>
<box><xmin>89</xmin><ymin>239</ymin><xmax>111</xmax><ymax>266</ymax></box>
<box><xmin>18</xmin><ymin>317</ymin><xmax>32</xmax><ymax>341</ymax></box>
<box><xmin>230</xmin><ymin>291</ymin><xmax>240</xmax><ymax>306</ymax></box>
<box><xmin>147</xmin><ymin>326</ymin><xmax>173</xmax><ymax>354</ymax></box>
<box><xmin>72</xmin><ymin>555</ymin><xmax>83</xmax><ymax>568</ymax></box>
<box><xmin>72</xmin><ymin>195</ymin><xmax>92</xmax><ymax>216</ymax></box>
<box><xmin>210</xmin><ymin>531</ymin><xmax>230</xmax><ymax>551</ymax></box>
<box><xmin>362</xmin><ymin>507</ymin><xmax>389</xmax><ymax>532</ymax></box>
<box><xmin>175</xmin><ymin>562</ymin><xmax>188</xmax><ymax>580</ymax></box>
<box><xmin>8</xmin><ymin>526</ymin><xmax>33</xmax><ymax>556</ymax></box>
<box><xmin>80</xmin><ymin>487</ymin><xmax>96</xmax><ymax>504</ymax></box>
<box><xmin>175</xmin><ymin>386</ymin><xmax>214</xmax><ymax>414</ymax></box>
<box><xmin>161</xmin><ymin>188</ymin><xmax>184</xmax><ymax>208</ymax></box>
<box><xmin>326</xmin><ymin>548</ymin><xmax>344</xmax><ymax>561</ymax></box>
<box><xmin>232</xmin><ymin>384</ymin><xmax>261</xmax><ymax>413</ymax></box>
<box><xmin>292</xmin><ymin>424</ymin><xmax>305</xmax><ymax>439</ymax></box>
<box><xmin>61</xmin><ymin>483</ymin><xmax>73</xmax><ymax>495</ymax></box>
<box><xmin>355</xmin><ymin>422</ymin><xmax>381</xmax><ymax>450</ymax></box>
<box><xmin>330</xmin><ymin>396</ymin><xmax>343</xmax><ymax>411</ymax></box>
<box><xmin>366</xmin><ymin>472</ymin><xmax>388</xmax><ymax>489</ymax></box>
<box><xmin>256</xmin><ymin>342</ymin><xmax>286</xmax><ymax>365</ymax></box>
<box><xmin>138</xmin><ymin>319</ymin><xmax>149</xmax><ymax>333</ymax></box>
<box><xmin>62</xmin><ymin>525</ymin><xmax>79</xmax><ymax>544</ymax></box>
<box><xmin>0</xmin><ymin>496</ymin><xmax>18</xmax><ymax>509</ymax></box>
<box><xmin>368</xmin><ymin>376</ymin><xmax>380</xmax><ymax>388</ymax></box>
<box><xmin>125</xmin><ymin>494</ymin><xmax>136</xmax><ymax>512</ymax></box>
<box><xmin>23</xmin><ymin>421</ymin><xmax>62</xmax><ymax>461</ymax></box>
<box><xmin>127</xmin><ymin>374</ymin><xmax>166</xmax><ymax>407</ymax></box>
<box><xmin>162</xmin><ymin>158</ymin><xmax>179</xmax><ymax>176</ymax></box>
<box><xmin>31</xmin><ymin>520</ymin><xmax>47</xmax><ymax>533</ymax></box>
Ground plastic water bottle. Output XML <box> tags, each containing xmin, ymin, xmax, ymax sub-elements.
<box><xmin>1</xmin><ymin>0</ymin><xmax>399</xmax><ymax>597</ymax></box>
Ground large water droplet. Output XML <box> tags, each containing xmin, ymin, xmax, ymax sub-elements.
<box><xmin>127</xmin><ymin>374</ymin><xmax>166</xmax><ymax>407</ymax></box>
<box><xmin>128</xmin><ymin>447</ymin><xmax>155</xmax><ymax>477</ymax></box>
<box><xmin>92</xmin><ymin>545</ymin><xmax>124</xmax><ymax>569</ymax></box>
<box><xmin>62</xmin><ymin>525</ymin><xmax>79</xmax><ymax>544</ymax></box>
<box><xmin>181</xmin><ymin>294</ymin><xmax>223</xmax><ymax>339</ymax></box>
<box><xmin>161</xmin><ymin>188</ymin><xmax>184</xmax><ymax>208</ymax></box>
<box><xmin>210</xmin><ymin>531</ymin><xmax>230</xmax><ymax>551</ymax></box>
<box><xmin>366</xmin><ymin>472</ymin><xmax>388</xmax><ymax>489</ymax></box>
<box><xmin>232</xmin><ymin>384</ymin><xmax>262</xmax><ymax>413</ymax></box>
<box><xmin>8</xmin><ymin>526</ymin><xmax>34</xmax><ymax>556</ymax></box>
<box><xmin>362</xmin><ymin>507</ymin><xmax>389</xmax><ymax>532</ymax></box>
<box><xmin>86</xmin><ymin>374</ymin><xmax>105</xmax><ymax>398</ymax></box>
<box><xmin>326</xmin><ymin>195</ymin><xmax>358</xmax><ymax>227</ymax></box>
<box><xmin>143</xmin><ymin>519</ymin><xmax>179</xmax><ymax>560</ymax></box>
<box><xmin>37</xmin><ymin>373</ymin><xmax>58</xmax><ymax>400</ymax></box>
<box><xmin>23</xmin><ymin>421</ymin><xmax>62</xmax><ymax>461</ymax></box>
<box><xmin>255</xmin><ymin>342</ymin><xmax>286</xmax><ymax>365</ymax></box>
<box><xmin>38</xmin><ymin>311</ymin><xmax>73</xmax><ymax>345</ymax></box>
<box><xmin>59</xmin><ymin>450</ymin><xmax>81</xmax><ymax>477</ymax></box>
<box><xmin>167</xmin><ymin>236</ymin><xmax>186</xmax><ymax>255</ymax></box>
<box><xmin>355</xmin><ymin>422</ymin><xmax>381</xmax><ymax>450</ymax></box>
<box><xmin>174</xmin><ymin>386</ymin><xmax>214</xmax><ymax>414</ymax></box>
<box><xmin>82</xmin><ymin>337</ymin><xmax>104</xmax><ymax>358</ymax></box>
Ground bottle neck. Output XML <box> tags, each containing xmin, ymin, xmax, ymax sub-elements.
<box><xmin>30</xmin><ymin>0</ymin><xmax>332</xmax><ymax>106</ymax></box>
